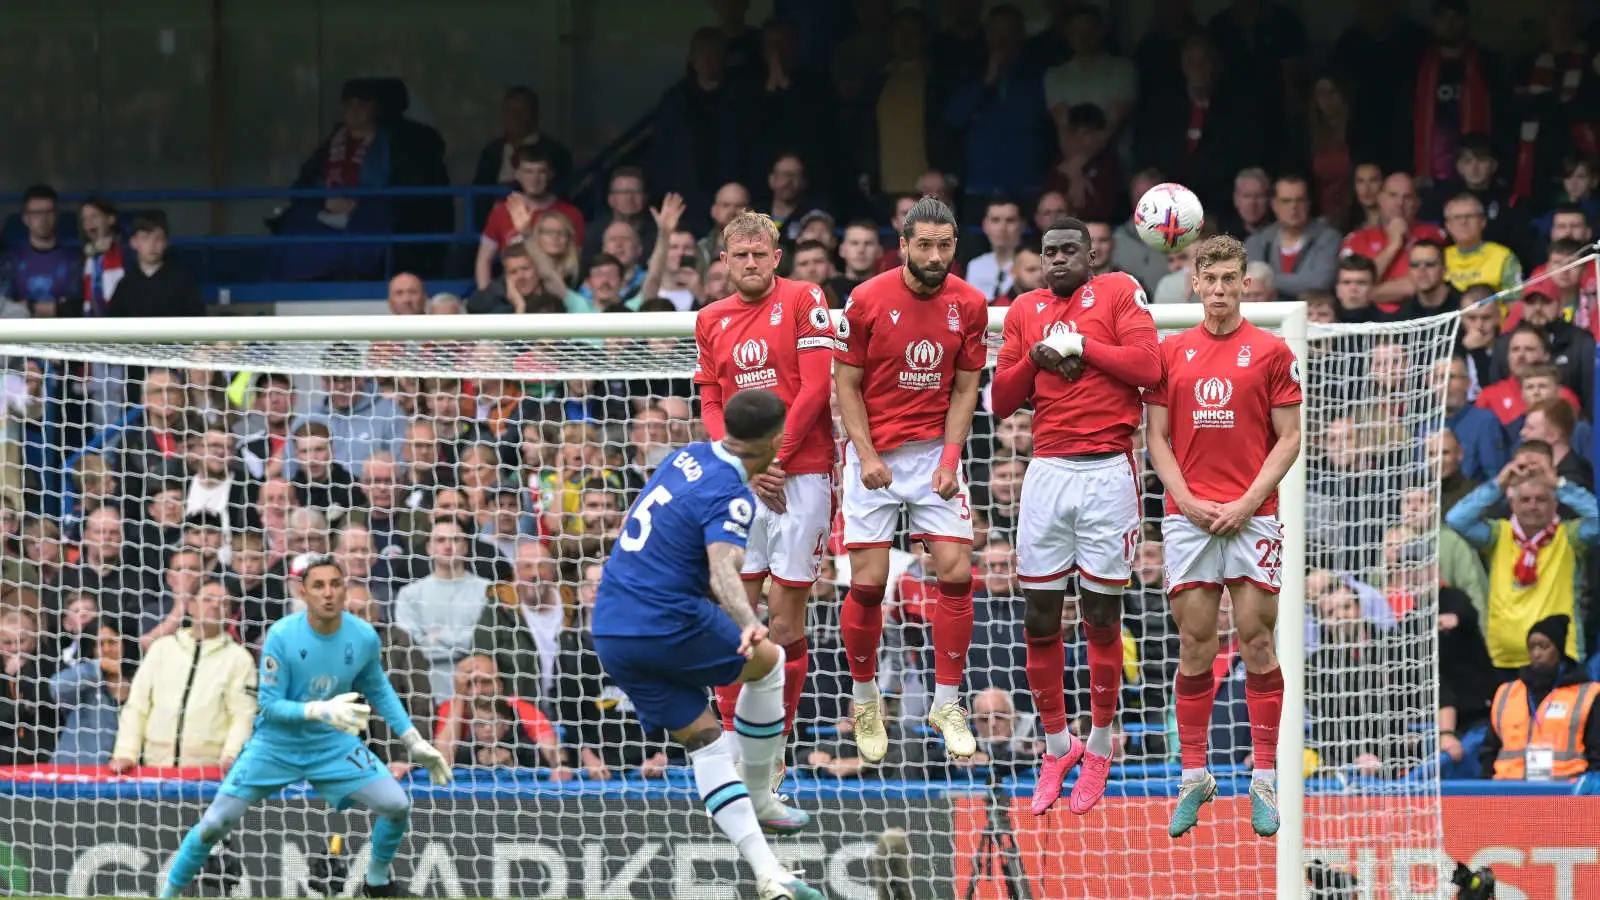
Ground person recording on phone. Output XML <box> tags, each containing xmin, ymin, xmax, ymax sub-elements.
<box><xmin>1445</xmin><ymin>448</ymin><xmax>1597</xmax><ymax>683</ymax></box>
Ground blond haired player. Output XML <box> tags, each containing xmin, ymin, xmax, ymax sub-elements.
<box><xmin>694</xmin><ymin>211</ymin><xmax>837</xmax><ymax>773</ymax></box>
<box><xmin>1145</xmin><ymin>235</ymin><xmax>1303</xmax><ymax>839</ymax></box>
<box><xmin>834</xmin><ymin>195</ymin><xmax>989</xmax><ymax>761</ymax></box>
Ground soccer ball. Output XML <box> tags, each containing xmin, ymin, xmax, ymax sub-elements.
<box><xmin>1133</xmin><ymin>183</ymin><xmax>1205</xmax><ymax>253</ymax></box>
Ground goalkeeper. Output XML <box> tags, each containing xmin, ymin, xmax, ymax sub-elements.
<box><xmin>159</xmin><ymin>555</ymin><xmax>452</xmax><ymax>899</ymax></box>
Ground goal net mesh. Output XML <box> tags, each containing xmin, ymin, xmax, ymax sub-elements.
<box><xmin>0</xmin><ymin>310</ymin><xmax>1456</xmax><ymax>898</ymax></box>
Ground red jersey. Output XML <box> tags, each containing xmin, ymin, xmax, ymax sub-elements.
<box><xmin>693</xmin><ymin>277</ymin><xmax>837</xmax><ymax>475</ymax></box>
<box><xmin>481</xmin><ymin>196</ymin><xmax>586</xmax><ymax>251</ymax></box>
<box><xmin>834</xmin><ymin>269</ymin><xmax>989</xmax><ymax>453</ymax></box>
<box><xmin>1474</xmin><ymin>377</ymin><xmax>1584</xmax><ymax>425</ymax></box>
<box><xmin>997</xmin><ymin>272</ymin><xmax>1158</xmax><ymax>457</ymax></box>
<box><xmin>1339</xmin><ymin>222</ymin><xmax>1448</xmax><ymax>283</ymax></box>
<box><xmin>1149</xmin><ymin>319</ymin><xmax>1301</xmax><ymax>516</ymax></box>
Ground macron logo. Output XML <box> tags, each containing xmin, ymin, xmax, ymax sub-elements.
<box><xmin>890</xmin><ymin>310</ymin><xmax>901</xmax><ymax>325</ymax></box>
<box><xmin>1185</xmin><ymin>349</ymin><xmax>1196</xmax><ymax>362</ymax></box>
<box><xmin>1036</xmin><ymin>302</ymin><xmax>1047</xmax><ymax>312</ymax></box>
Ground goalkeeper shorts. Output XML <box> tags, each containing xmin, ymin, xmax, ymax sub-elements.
<box><xmin>220</xmin><ymin>737</ymin><xmax>389</xmax><ymax>810</ymax></box>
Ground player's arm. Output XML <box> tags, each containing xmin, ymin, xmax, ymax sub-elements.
<box><xmin>834</xmin><ymin>362</ymin><xmax>876</xmax><ymax>459</ymax></box>
<box><xmin>990</xmin><ymin>302</ymin><xmax>1038</xmax><ymax>419</ymax></box>
<box><xmin>1211</xmin><ymin>404</ymin><xmax>1302</xmax><ymax>535</ymax></box>
<box><xmin>1142</xmin><ymin>403</ymin><xmax>1196</xmax><ymax>509</ymax></box>
<box><xmin>778</xmin><ymin>298</ymin><xmax>838</xmax><ymax>467</ymax></box>
<box><xmin>693</xmin><ymin>312</ymin><xmax>727</xmax><ymax>440</ymax></box>
<box><xmin>708</xmin><ymin>542</ymin><xmax>758</xmax><ymax>630</ymax></box>
<box><xmin>1080</xmin><ymin>284</ymin><xmax>1161</xmax><ymax>389</ymax></box>
<box><xmin>940</xmin><ymin>368</ymin><xmax>983</xmax><ymax>471</ymax></box>
<box><xmin>356</xmin><ymin>633</ymin><xmax>454</xmax><ymax>784</ymax></box>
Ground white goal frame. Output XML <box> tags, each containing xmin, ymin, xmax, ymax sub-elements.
<box><xmin>3</xmin><ymin>301</ymin><xmax>1309</xmax><ymax>898</ymax></box>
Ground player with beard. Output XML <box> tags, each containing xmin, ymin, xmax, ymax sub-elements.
<box><xmin>694</xmin><ymin>211</ymin><xmax>837</xmax><ymax>779</ymax></box>
<box><xmin>1146</xmin><ymin>235</ymin><xmax>1302</xmax><ymax>839</ymax></box>
<box><xmin>991</xmin><ymin>218</ymin><xmax>1160</xmax><ymax>815</ymax></box>
<box><xmin>833</xmin><ymin>196</ymin><xmax>989</xmax><ymax>761</ymax></box>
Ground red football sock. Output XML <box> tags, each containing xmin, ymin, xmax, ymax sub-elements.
<box><xmin>1025</xmin><ymin>633</ymin><xmax>1068</xmax><ymax>736</ymax></box>
<box><xmin>840</xmin><ymin>583</ymin><xmax>886</xmax><ymax>682</ymax></box>
<box><xmin>713</xmin><ymin>683</ymin><xmax>740</xmax><ymax>733</ymax></box>
<box><xmin>781</xmin><ymin>637</ymin><xmax>809</xmax><ymax>734</ymax></box>
<box><xmin>1175</xmin><ymin>671</ymin><xmax>1218</xmax><ymax>771</ymax></box>
<box><xmin>1245</xmin><ymin>667</ymin><xmax>1284</xmax><ymax>771</ymax></box>
<box><xmin>1083</xmin><ymin>622</ymin><xmax>1122</xmax><ymax>729</ymax></box>
<box><xmin>933</xmin><ymin>580</ymin><xmax>974</xmax><ymax>687</ymax></box>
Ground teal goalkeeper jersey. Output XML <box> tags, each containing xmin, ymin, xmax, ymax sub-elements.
<box><xmin>251</xmin><ymin>611</ymin><xmax>414</xmax><ymax>751</ymax></box>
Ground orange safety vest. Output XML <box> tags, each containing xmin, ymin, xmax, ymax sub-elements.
<box><xmin>1490</xmin><ymin>680</ymin><xmax>1599</xmax><ymax>780</ymax></box>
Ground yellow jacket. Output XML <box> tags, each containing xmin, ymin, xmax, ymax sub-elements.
<box><xmin>113</xmin><ymin>630</ymin><xmax>257</xmax><ymax>767</ymax></box>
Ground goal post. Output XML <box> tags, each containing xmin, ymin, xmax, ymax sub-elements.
<box><xmin>0</xmin><ymin>300</ymin><xmax>1456</xmax><ymax>899</ymax></box>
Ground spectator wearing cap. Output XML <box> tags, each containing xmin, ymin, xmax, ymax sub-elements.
<box><xmin>1485</xmin><ymin>290</ymin><xmax>1596</xmax><ymax>414</ymax></box>
<box><xmin>944</xmin><ymin>5</ymin><xmax>1050</xmax><ymax>210</ymax></box>
<box><xmin>1503</xmin><ymin>238</ymin><xmax>1600</xmax><ymax>339</ymax></box>
<box><xmin>1480</xmin><ymin>615</ymin><xmax>1600</xmax><ymax>780</ymax></box>
<box><xmin>1408</xmin><ymin>0</ymin><xmax>1509</xmax><ymax>189</ymax></box>
<box><xmin>1442</xmin><ymin>194</ymin><xmax>1522</xmax><ymax>296</ymax></box>
<box><xmin>109</xmin><ymin>579</ymin><xmax>256</xmax><ymax>772</ymax></box>
<box><xmin>1446</xmin><ymin>452</ymin><xmax>1595</xmax><ymax>679</ymax></box>
<box><xmin>1342</xmin><ymin>173</ymin><xmax>1449</xmax><ymax>313</ymax></box>
<box><xmin>1244</xmin><ymin>174</ymin><xmax>1340</xmax><ymax>301</ymax></box>
<box><xmin>289</xmin><ymin>366</ymin><xmax>409</xmax><ymax>476</ymax></box>
<box><xmin>1423</xmin><ymin>134</ymin><xmax>1522</xmax><ymax>253</ymax></box>
<box><xmin>393</xmin><ymin>517</ymin><xmax>491</xmax><ymax>701</ymax></box>
<box><xmin>965</xmin><ymin>198</ymin><xmax>1023</xmax><ymax>302</ymax></box>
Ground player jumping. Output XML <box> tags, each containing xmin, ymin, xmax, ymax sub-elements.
<box><xmin>159</xmin><ymin>555</ymin><xmax>452</xmax><ymax>898</ymax></box>
<box><xmin>991</xmin><ymin>218</ymin><xmax>1160</xmax><ymax>815</ymax></box>
<box><xmin>1144</xmin><ymin>235</ymin><xmax>1302</xmax><ymax>838</ymax></box>
<box><xmin>696</xmin><ymin>211</ymin><xmax>837</xmax><ymax>779</ymax></box>
<box><xmin>591</xmin><ymin>388</ymin><xmax>825</xmax><ymax>900</ymax></box>
<box><xmin>834</xmin><ymin>195</ymin><xmax>989</xmax><ymax>762</ymax></box>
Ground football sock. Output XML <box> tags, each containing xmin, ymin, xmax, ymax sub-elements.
<box><xmin>714</xmin><ymin>683</ymin><xmax>741</xmax><ymax>733</ymax></box>
<box><xmin>692</xmin><ymin>733</ymin><xmax>782</xmax><ymax>880</ymax></box>
<box><xmin>1025</xmin><ymin>633</ymin><xmax>1069</xmax><ymax>750</ymax></box>
<box><xmin>1246</xmin><ymin>666</ymin><xmax>1285</xmax><ymax>778</ymax></box>
<box><xmin>852</xmin><ymin>678</ymin><xmax>879</xmax><ymax>705</ymax></box>
<box><xmin>781</xmin><ymin>637</ymin><xmax>809</xmax><ymax>734</ymax></box>
<box><xmin>1175</xmin><ymin>670</ymin><xmax>1218</xmax><ymax>774</ymax></box>
<box><xmin>840</xmin><ymin>583</ymin><xmax>886</xmax><ymax>683</ymax></box>
<box><xmin>1084</xmin><ymin>622</ymin><xmax>1122</xmax><ymax>758</ymax></box>
<box><xmin>735</xmin><ymin>646</ymin><xmax>788</xmax><ymax>816</ymax></box>
<box><xmin>931</xmin><ymin>580</ymin><xmax>974</xmax><ymax>700</ymax></box>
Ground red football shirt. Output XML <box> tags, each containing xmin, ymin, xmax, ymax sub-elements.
<box><xmin>1339</xmin><ymin>222</ymin><xmax>1448</xmax><ymax>282</ymax></box>
<box><xmin>834</xmin><ymin>269</ymin><xmax>989</xmax><ymax>453</ymax></box>
<box><xmin>693</xmin><ymin>277</ymin><xmax>837</xmax><ymax>476</ymax></box>
<box><xmin>481</xmin><ymin>197</ymin><xmax>586</xmax><ymax>251</ymax></box>
<box><xmin>997</xmin><ymin>272</ymin><xmax>1158</xmax><ymax>457</ymax></box>
<box><xmin>1148</xmin><ymin>319</ymin><xmax>1302</xmax><ymax>516</ymax></box>
<box><xmin>1474</xmin><ymin>377</ymin><xmax>1583</xmax><ymax>426</ymax></box>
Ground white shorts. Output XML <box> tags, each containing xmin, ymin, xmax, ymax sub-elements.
<box><xmin>741</xmin><ymin>472</ymin><xmax>833</xmax><ymax>587</ymax></box>
<box><xmin>1161</xmin><ymin>514</ymin><xmax>1284</xmax><ymax>595</ymax></box>
<box><xmin>842</xmin><ymin>439</ymin><xmax>974</xmax><ymax>549</ymax></box>
<box><xmin>1015</xmin><ymin>454</ymin><xmax>1140</xmax><ymax>592</ymax></box>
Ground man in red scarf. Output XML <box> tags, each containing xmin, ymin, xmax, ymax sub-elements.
<box><xmin>1411</xmin><ymin>0</ymin><xmax>1507</xmax><ymax>188</ymax></box>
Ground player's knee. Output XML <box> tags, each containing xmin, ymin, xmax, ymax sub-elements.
<box><xmin>1237</xmin><ymin>627</ymin><xmax>1276</xmax><ymax>669</ymax></box>
<box><xmin>745</xmin><ymin>642</ymin><xmax>786</xmax><ymax>685</ymax></box>
<box><xmin>1078</xmin><ymin>590</ymin><xmax>1122</xmax><ymax>628</ymax></box>
<box><xmin>196</xmin><ymin>807</ymin><xmax>241</xmax><ymax>843</ymax></box>
<box><xmin>372</xmin><ymin>793</ymin><xmax>412</xmax><ymax>822</ymax></box>
<box><xmin>1021</xmin><ymin>593</ymin><xmax>1064</xmax><ymax>638</ymax></box>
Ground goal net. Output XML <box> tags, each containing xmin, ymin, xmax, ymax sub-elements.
<box><xmin>0</xmin><ymin>305</ymin><xmax>1455</xmax><ymax>899</ymax></box>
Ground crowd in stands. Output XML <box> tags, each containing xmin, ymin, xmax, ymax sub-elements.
<box><xmin>4</xmin><ymin>0</ymin><xmax>1600</xmax><ymax>784</ymax></box>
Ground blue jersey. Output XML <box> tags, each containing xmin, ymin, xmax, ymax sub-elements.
<box><xmin>592</xmin><ymin>441</ymin><xmax>756</xmax><ymax>639</ymax></box>
<box><xmin>252</xmin><ymin>611</ymin><xmax>415</xmax><ymax>753</ymax></box>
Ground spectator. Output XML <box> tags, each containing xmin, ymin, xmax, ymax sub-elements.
<box><xmin>1503</xmin><ymin>238</ymin><xmax>1599</xmax><ymax>337</ymax></box>
<box><xmin>1113</xmin><ymin>170</ymin><xmax>1175</xmax><ymax>293</ymax></box>
<box><xmin>1214</xmin><ymin>167</ymin><xmax>1274</xmax><ymax>240</ymax></box>
<box><xmin>1518</xmin><ymin>399</ymin><xmax>1593</xmax><ymax>489</ymax></box>
<box><xmin>289</xmin><ymin>420</ymin><xmax>368</xmax><ymax>522</ymax></box>
<box><xmin>474</xmin><ymin>145</ymin><xmax>585</xmax><ymax>290</ymax></box>
<box><xmin>650</xmin><ymin>27</ymin><xmax>756</xmax><ymax>218</ymax></box>
<box><xmin>1457</xmin><ymin>285</ymin><xmax>1499</xmax><ymax>396</ymax></box>
<box><xmin>117</xmin><ymin>367</ymin><xmax>202</xmax><ymax>500</ymax></box>
<box><xmin>582</xmin><ymin>167</ymin><xmax>657</xmax><ymax>265</ymax></box>
<box><xmin>75</xmin><ymin>196</ymin><xmax>124</xmax><ymax>318</ymax></box>
<box><xmin>65</xmin><ymin>505</ymin><xmax>153</xmax><ymax>630</ymax></box>
<box><xmin>1042</xmin><ymin>103</ymin><xmax>1127</xmax><ymax>225</ymax></box>
<box><xmin>342</xmin><ymin>583</ymin><xmax>434</xmax><ymax>780</ymax></box>
<box><xmin>1443</xmin><ymin>355</ymin><xmax>1507</xmax><ymax>482</ymax></box>
<box><xmin>101</xmin><ymin>216</ymin><xmax>203</xmax><ymax>319</ymax></box>
<box><xmin>334</xmin><ymin>523</ymin><xmax>387</xmax><ymax>610</ymax></box>
<box><xmin>291</xmin><ymin>366</ymin><xmax>408</xmax><ymax>475</ymax></box>
<box><xmin>805</xmin><ymin>692</ymin><xmax>931</xmax><ymax>780</ymax></box>
<box><xmin>829</xmin><ymin>220</ymin><xmax>883</xmax><ymax>305</ymax></box>
<box><xmin>467</xmin><ymin>243</ymin><xmax>579</xmax><ymax>316</ymax></box>
<box><xmin>944</xmin><ymin>5</ymin><xmax>1050</xmax><ymax>206</ymax></box>
<box><xmin>1342</xmin><ymin>173</ymin><xmax>1448</xmax><ymax>311</ymax></box>
<box><xmin>964</xmin><ymin>539</ymin><xmax>1026</xmax><ymax>702</ymax></box>
<box><xmin>434</xmin><ymin>654</ymin><xmax>566</xmax><ymax>775</ymax></box>
<box><xmin>1207</xmin><ymin>0</ymin><xmax>1308</xmax><ymax>130</ymax></box>
<box><xmin>471</xmin><ymin>540</ymin><xmax>567</xmax><ymax>706</ymax></box>
<box><xmin>958</xmin><ymin>686</ymin><xmax>1040</xmax><ymax>774</ymax></box>
<box><xmin>1084</xmin><ymin>221</ymin><xmax>1116</xmax><ymax>277</ymax></box>
<box><xmin>583</xmin><ymin>243</ymin><xmax>646</xmax><ymax>310</ymax></box>
<box><xmin>1151</xmin><ymin>241</ymin><xmax>1199</xmax><ymax>305</ymax></box>
<box><xmin>283</xmin><ymin>506</ymin><xmax>332</xmax><ymax>562</ymax></box>
<box><xmin>749</xmin><ymin>20</ymin><xmax>837</xmax><ymax>210</ymax></box>
<box><xmin>1042</xmin><ymin>5</ymin><xmax>1136</xmax><ymax>161</ymax></box>
<box><xmin>140</xmin><ymin>546</ymin><xmax>211</xmax><ymax>650</ymax></box>
<box><xmin>1306</xmin><ymin>583</ymin><xmax>1396</xmax><ymax>777</ymax></box>
<box><xmin>1331</xmin><ymin>254</ymin><xmax>1379</xmax><ymax>322</ymax></box>
<box><xmin>1424</xmin><ymin>134</ymin><xmax>1522</xmax><ymax>252</ymax></box>
<box><xmin>184</xmin><ymin>424</ymin><xmax>257</xmax><ymax>536</ymax></box>
<box><xmin>1441</xmin><ymin>194</ymin><xmax>1522</xmax><ymax>295</ymax></box>
<box><xmin>3</xmin><ymin>185</ymin><xmax>78</xmax><ymax>317</ymax></box>
<box><xmin>1329</xmin><ymin>5</ymin><xmax>1424</xmax><ymax>175</ymax></box>
<box><xmin>425</xmin><ymin>293</ymin><xmax>463</xmax><ymax>316</ymax></box>
<box><xmin>50</xmin><ymin>620</ymin><xmax>139</xmax><ymax>766</ymax></box>
<box><xmin>0</xmin><ymin>608</ymin><xmax>57</xmax><ymax>764</ymax></box>
<box><xmin>220</xmin><ymin>529</ymin><xmax>287</xmax><ymax>652</ymax></box>
<box><xmin>1446</xmin><ymin>455</ymin><xmax>1595</xmax><ymax>678</ymax></box>
<box><xmin>234</xmin><ymin>373</ymin><xmax>295</xmax><ymax>480</ymax></box>
<box><xmin>1385</xmin><ymin>239</ymin><xmax>1461</xmax><ymax>320</ymax></box>
<box><xmin>1340</xmin><ymin>162</ymin><xmax>1386</xmax><ymax>235</ymax></box>
<box><xmin>1480</xmin><ymin>615</ymin><xmax>1600</xmax><ymax>780</ymax></box>
<box><xmin>1436</xmin><ymin>579</ymin><xmax>1497</xmax><ymax>777</ymax></box>
<box><xmin>1005</xmin><ymin>249</ymin><xmax>1044</xmax><ymax>301</ymax></box>
<box><xmin>761</xmin><ymin>153</ymin><xmax>812</xmax><ymax>241</ymax></box>
<box><xmin>253</xmin><ymin>477</ymin><xmax>297</xmax><ymax>564</ymax></box>
<box><xmin>472</xmin><ymin>86</ymin><xmax>574</xmax><ymax>193</ymax></box>
<box><xmin>393</xmin><ymin>518</ymin><xmax>491</xmax><ymax>701</ymax></box>
<box><xmin>1131</xmin><ymin>33</ymin><xmax>1264</xmax><ymax>214</ymax></box>
<box><xmin>696</xmin><ymin>182</ymin><xmax>751</xmax><ymax>266</ymax></box>
<box><xmin>1485</xmin><ymin>301</ymin><xmax>1595</xmax><ymax>415</ymax></box>
<box><xmin>108</xmin><ymin>579</ymin><xmax>255</xmax><ymax>771</ymax></box>
<box><xmin>1408</xmin><ymin>0</ymin><xmax>1508</xmax><ymax>187</ymax></box>
<box><xmin>1244</xmin><ymin>174</ymin><xmax>1340</xmax><ymax>300</ymax></box>
<box><xmin>1475</xmin><ymin>329</ymin><xmax>1582</xmax><ymax>427</ymax></box>
<box><xmin>1242</xmin><ymin>261</ymin><xmax>1277</xmax><ymax>303</ymax></box>
<box><xmin>963</xmin><ymin>198</ymin><xmax>1024</xmax><ymax>302</ymax></box>
<box><xmin>1293</xmin><ymin>76</ymin><xmax>1364</xmax><ymax>223</ymax></box>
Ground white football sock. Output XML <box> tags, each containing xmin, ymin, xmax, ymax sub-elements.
<box><xmin>735</xmin><ymin>647</ymin><xmax>787</xmax><ymax>817</ymax></box>
<box><xmin>931</xmin><ymin>683</ymin><xmax>961</xmax><ymax>709</ymax></box>
<box><xmin>1181</xmin><ymin>767</ymin><xmax>1208</xmax><ymax>783</ymax></box>
<box><xmin>1086</xmin><ymin>724</ymin><xmax>1114</xmax><ymax>758</ymax></box>
<box><xmin>1045</xmin><ymin>730</ymin><xmax>1073</xmax><ymax>759</ymax></box>
<box><xmin>852</xmin><ymin>679</ymin><xmax>879</xmax><ymax>705</ymax></box>
<box><xmin>691</xmin><ymin>733</ymin><xmax>781</xmax><ymax>881</ymax></box>
<box><xmin>1253</xmin><ymin>768</ymin><xmax>1275</xmax><ymax>785</ymax></box>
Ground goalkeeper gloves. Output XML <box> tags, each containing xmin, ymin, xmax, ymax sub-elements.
<box><xmin>1040</xmin><ymin>329</ymin><xmax>1085</xmax><ymax>357</ymax></box>
<box><xmin>304</xmin><ymin>693</ymin><xmax>371</xmax><ymax>735</ymax></box>
<box><xmin>401</xmin><ymin>728</ymin><xmax>454</xmax><ymax>786</ymax></box>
